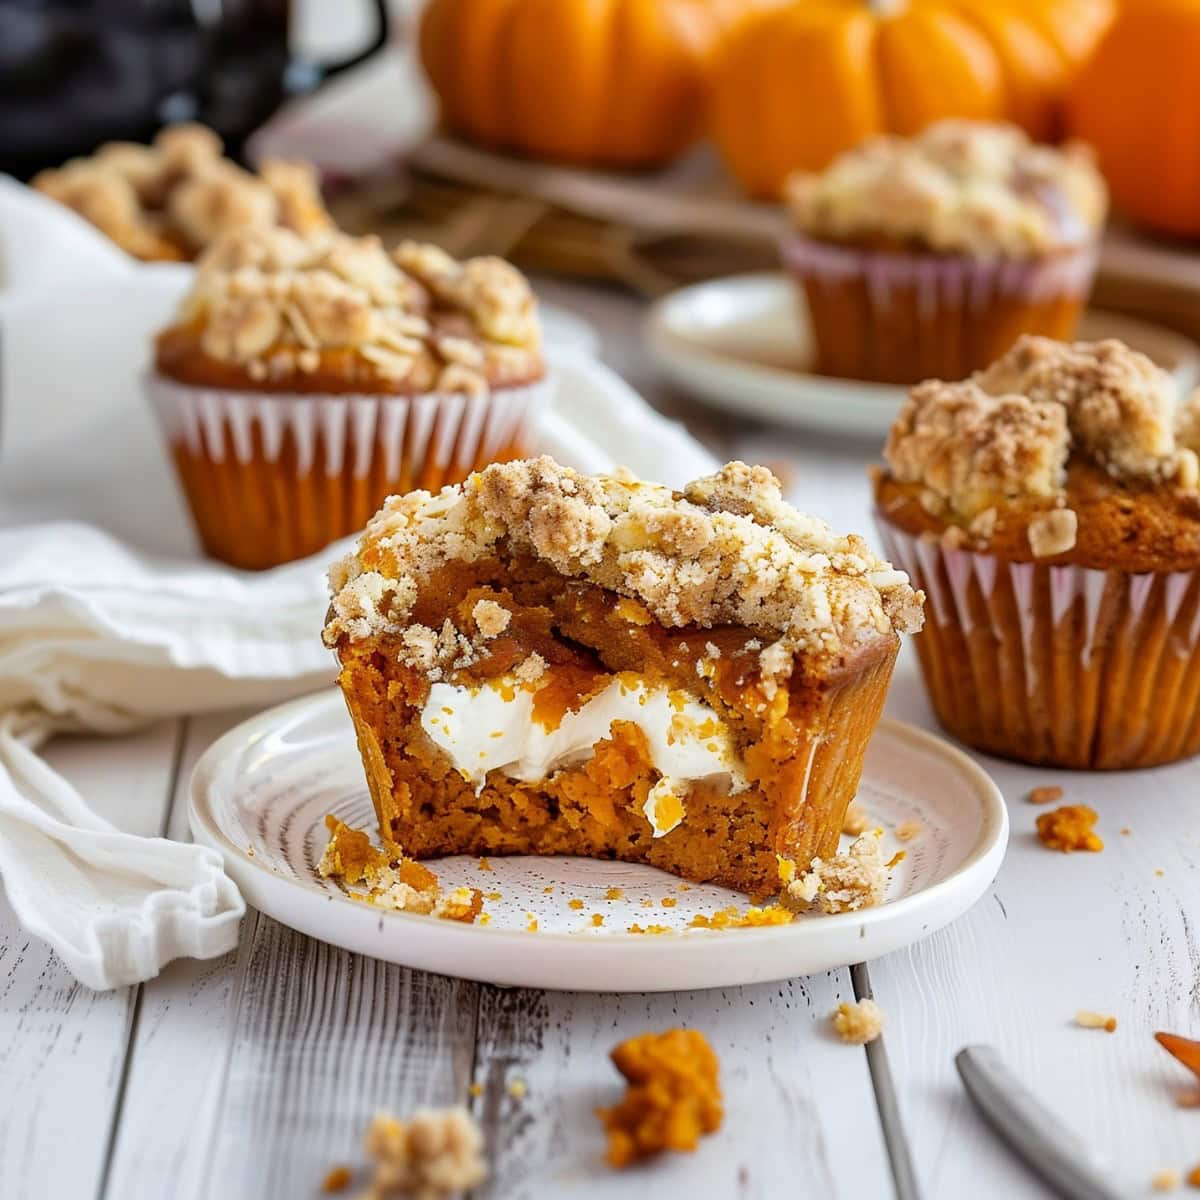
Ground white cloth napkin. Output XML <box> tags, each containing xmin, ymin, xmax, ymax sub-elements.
<box><xmin>0</xmin><ymin>178</ymin><xmax>715</xmax><ymax>989</ymax></box>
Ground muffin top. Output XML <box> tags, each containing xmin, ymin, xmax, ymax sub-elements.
<box><xmin>875</xmin><ymin>336</ymin><xmax>1200</xmax><ymax>570</ymax></box>
<box><xmin>32</xmin><ymin>123</ymin><xmax>330</xmax><ymax>262</ymax></box>
<box><xmin>154</xmin><ymin>228</ymin><xmax>544</xmax><ymax>395</ymax></box>
<box><xmin>786</xmin><ymin>120</ymin><xmax>1107</xmax><ymax>259</ymax></box>
<box><xmin>324</xmin><ymin>457</ymin><xmax>924</xmax><ymax>668</ymax></box>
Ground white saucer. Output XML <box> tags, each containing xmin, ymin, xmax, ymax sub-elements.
<box><xmin>190</xmin><ymin>690</ymin><xmax>1007</xmax><ymax>992</ymax></box>
<box><xmin>645</xmin><ymin>272</ymin><xmax>1200</xmax><ymax>439</ymax></box>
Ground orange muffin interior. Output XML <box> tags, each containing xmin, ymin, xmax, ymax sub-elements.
<box><xmin>325</xmin><ymin>458</ymin><xmax>922</xmax><ymax>898</ymax></box>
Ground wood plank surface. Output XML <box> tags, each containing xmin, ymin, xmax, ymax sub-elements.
<box><xmin>0</xmin><ymin>721</ymin><xmax>182</xmax><ymax>1200</ymax></box>
<box><xmin>470</xmin><ymin>975</ymin><xmax>894</xmax><ymax>1200</ymax></box>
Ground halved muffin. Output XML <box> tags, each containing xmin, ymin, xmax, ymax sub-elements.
<box><xmin>323</xmin><ymin>458</ymin><xmax>923</xmax><ymax>897</ymax></box>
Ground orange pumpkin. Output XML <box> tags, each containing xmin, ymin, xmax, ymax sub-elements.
<box><xmin>419</xmin><ymin>0</ymin><xmax>767</xmax><ymax>170</ymax></box>
<box><xmin>711</xmin><ymin>0</ymin><xmax>1115</xmax><ymax>199</ymax></box>
<box><xmin>1068</xmin><ymin>0</ymin><xmax>1200</xmax><ymax>238</ymax></box>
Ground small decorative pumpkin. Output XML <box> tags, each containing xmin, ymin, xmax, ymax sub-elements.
<box><xmin>419</xmin><ymin>0</ymin><xmax>764</xmax><ymax>170</ymax></box>
<box><xmin>1068</xmin><ymin>0</ymin><xmax>1200</xmax><ymax>238</ymax></box>
<box><xmin>711</xmin><ymin>0</ymin><xmax>1114</xmax><ymax>199</ymax></box>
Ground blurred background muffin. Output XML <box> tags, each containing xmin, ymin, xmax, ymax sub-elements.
<box><xmin>873</xmin><ymin>335</ymin><xmax>1200</xmax><ymax>769</ymax></box>
<box><xmin>149</xmin><ymin>225</ymin><xmax>548</xmax><ymax>569</ymax></box>
<box><xmin>32</xmin><ymin>124</ymin><xmax>331</xmax><ymax>262</ymax></box>
<box><xmin>782</xmin><ymin>121</ymin><xmax>1108</xmax><ymax>385</ymax></box>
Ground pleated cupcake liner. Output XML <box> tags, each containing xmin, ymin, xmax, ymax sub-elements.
<box><xmin>148</xmin><ymin>373</ymin><xmax>551</xmax><ymax>571</ymax></box>
<box><xmin>781</xmin><ymin>234</ymin><xmax>1098</xmax><ymax>384</ymax></box>
<box><xmin>877</xmin><ymin>518</ymin><xmax>1200</xmax><ymax>769</ymax></box>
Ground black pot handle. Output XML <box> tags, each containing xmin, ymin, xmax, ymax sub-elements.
<box><xmin>317</xmin><ymin>0</ymin><xmax>390</xmax><ymax>79</ymax></box>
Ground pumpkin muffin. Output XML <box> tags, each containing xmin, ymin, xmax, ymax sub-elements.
<box><xmin>874</xmin><ymin>335</ymin><xmax>1200</xmax><ymax>769</ymax></box>
<box><xmin>784</xmin><ymin>120</ymin><xmax>1107</xmax><ymax>384</ymax></box>
<box><xmin>324</xmin><ymin>457</ymin><xmax>923</xmax><ymax>897</ymax></box>
<box><xmin>149</xmin><ymin>227</ymin><xmax>548</xmax><ymax>569</ymax></box>
<box><xmin>32</xmin><ymin>123</ymin><xmax>331</xmax><ymax>262</ymax></box>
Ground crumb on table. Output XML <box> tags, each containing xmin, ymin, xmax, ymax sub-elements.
<box><xmin>832</xmin><ymin>998</ymin><xmax>886</xmax><ymax>1045</ymax></box>
<box><xmin>1027</xmin><ymin>785</ymin><xmax>1064</xmax><ymax>805</ymax></box>
<box><xmin>1152</xmin><ymin>1168</ymin><xmax>1180</xmax><ymax>1191</ymax></box>
<box><xmin>1035</xmin><ymin>805</ymin><xmax>1103</xmax><ymax>853</ymax></box>
<box><xmin>1075</xmin><ymin>1010</ymin><xmax>1117</xmax><ymax>1033</ymax></box>
<box><xmin>321</xmin><ymin>1164</ymin><xmax>352</xmax><ymax>1193</ymax></box>
<box><xmin>361</xmin><ymin>1107</ymin><xmax>486</xmax><ymax>1199</ymax></box>
<box><xmin>597</xmin><ymin>1029</ymin><xmax>723</xmax><ymax>1168</ymax></box>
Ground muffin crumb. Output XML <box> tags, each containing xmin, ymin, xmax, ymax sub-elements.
<box><xmin>1152</xmin><ymin>1169</ymin><xmax>1181</xmax><ymax>1192</ymax></box>
<box><xmin>842</xmin><ymin>803</ymin><xmax>871</xmax><ymax>836</ymax></box>
<box><xmin>894</xmin><ymin>820</ymin><xmax>922</xmax><ymax>843</ymax></box>
<box><xmin>1028</xmin><ymin>786</ymin><xmax>1064</xmax><ymax>805</ymax></box>
<box><xmin>787</xmin><ymin>831</ymin><xmax>889</xmax><ymax>914</ymax></box>
<box><xmin>1036</xmin><ymin>805</ymin><xmax>1103</xmax><ymax>853</ymax></box>
<box><xmin>321</xmin><ymin>1165</ymin><xmax>352</xmax><ymax>1193</ymax></box>
<box><xmin>832</xmin><ymin>998</ymin><xmax>886</xmax><ymax>1045</ymax></box>
<box><xmin>1075</xmin><ymin>1010</ymin><xmax>1117</xmax><ymax>1033</ymax></box>
<box><xmin>597</xmin><ymin>1030</ymin><xmax>722</xmax><ymax>1168</ymax></box>
<box><xmin>361</xmin><ymin>1107</ymin><xmax>486</xmax><ymax>1199</ymax></box>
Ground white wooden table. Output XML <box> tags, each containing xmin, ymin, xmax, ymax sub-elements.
<box><xmin>4</xmin><ymin>279</ymin><xmax>1198</xmax><ymax>1200</ymax></box>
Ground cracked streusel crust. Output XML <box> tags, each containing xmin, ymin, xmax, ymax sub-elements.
<box><xmin>155</xmin><ymin>228</ymin><xmax>543</xmax><ymax>395</ymax></box>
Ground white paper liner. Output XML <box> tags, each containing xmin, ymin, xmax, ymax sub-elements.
<box><xmin>146</xmin><ymin>373</ymin><xmax>552</xmax><ymax>480</ymax></box>
<box><xmin>877</xmin><ymin>518</ymin><xmax>1200</xmax><ymax>768</ymax></box>
<box><xmin>781</xmin><ymin>235</ymin><xmax>1099</xmax><ymax>308</ymax></box>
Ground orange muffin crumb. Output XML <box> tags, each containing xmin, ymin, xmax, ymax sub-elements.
<box><xmin>627</xmin><ymin>923</ymin><xmax>672</xmax><ymax>935</ymax></box>
<box><xmin>591</xmin><ymin>913</ymin><xmax>605</xmax><ymax>927</ymax></box>
<box><xmin>1028</xmin><ymin>785</ymin><xmax>1064</xmax><ymax>805</ymax></box>
<box><xmin>1187</xmin><ymin>1164</ymin><xmax>1200</xmax><ymax>1189</ymax></box>
<box><xmin>1036</xmin><ymin>805</ymin><xmax>1103</xmax><ymax>852</ymax></box>
<box><xmin>318</xmin><ymin>816</ymin><xmax>483</xmax><ymax>923</ymax></box>
<box><xmin>1075</xmin><ymin>1010</ymin><xmax>1117</xmax><ymax>1033</ymax></box>
<box><xmin>568</xmin><ymin>899</ymin><xmax>585</xmax><ymax>911</ymax></box>
<box><xmin>689</xmin><ymin>905</ymin><xmax>795</xmax><ymax>929</ymax></box>
<box><xmin>604</xmin><ymin>887</ymin><xmax>624</xmax><ymax>901</ymax></box>
<box><xmin>597</xmin><ymin>1030</ymin><xmax>723</xmax><ymax>1168</ymax></box>
<box><xmin>1152</xmin><ymin>1169</ymin><xmax>1181</xmax><ymax>1191</ymax></box>
<box><xmin>321</xmin><ymin>1164</ymin><xmax>352</xmax><ymax>1193</ymax></box>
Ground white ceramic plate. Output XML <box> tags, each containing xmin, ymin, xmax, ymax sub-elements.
<box><xmin>645</xmin><ymin>272</ymin><xmax>1200</xmax><ymax>439</ymax></box>
<box><xmin>190</xmin><ymin>690</ymin><xmax>1008</xmax><ymax>992</ymax></box>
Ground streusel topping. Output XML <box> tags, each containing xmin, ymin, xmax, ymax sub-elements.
<box><xmin>33</xmin><ymin>123</ymin><xmax>330</xmax><ymax>261</ymax></box>
<box><xmin>165</xmin><ymin>228</ymin><xmax>542</xmax><ymax>393</ymax></box>
<box><xmin>885</xmin><ymin>337</ymin><xmax>1199</xmax><ymax>527</ymax></box>
<box><xmin>324</xmin><ymin>457</ymin><xmax>923</xmax><ymax>658</ymax></box>
<box><xmin>787</xmin><ymin>120</ymin><xmax>1107</xmax><ymax>258</ymax></box>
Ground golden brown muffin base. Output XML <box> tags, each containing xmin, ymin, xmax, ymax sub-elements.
<box><xmin>875</xmin><ymin>471</ymin><xmax>1200</xmax><ymax>768</ymax></box>
<box><xmin>784</xmin><ymin>237</ymin><xmax>1093</xmax><ymax>385</ymax></box>
<box><xmin>167</xmin><ymin>410</ymin><xmax>527</xmax><ymax>571</ymax></box>
<box><xmin>332</xmin><ymin>558</ymin><xmax>899</xmax><ymax>897</ymax></box>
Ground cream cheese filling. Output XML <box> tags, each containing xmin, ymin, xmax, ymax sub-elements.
<box><xmin>420</xmin><ymin>675</ymin><xmax>747</xmax><ymax>835</ymax></box>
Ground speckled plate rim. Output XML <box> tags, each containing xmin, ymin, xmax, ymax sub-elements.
<box><xmin>189</xmin><ymin>690</ymin><xmax>1009</xmax><ymax>991</ymax></box>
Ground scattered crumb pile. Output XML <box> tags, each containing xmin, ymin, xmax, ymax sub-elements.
<box><xmin>360</xmin><ymin>1108</ymin><xmax>487</xmax><ymax>1200</ymax></box>
<box><xmin>1035</xmin><ymin>805</ymin><xmax>1103</xmax><ymax>853</ymax></box>
<box><xmin>782</xmin><ymin>830</ymin><xmax>890</xmax><ymax>914</ymax></box>
<box><xmin>1075</xmin><ymin>1010</ymin><xmax>1117</xmax><ymax>1033</ymax></box>
<box><xmin>1027</xmin><ymin>785</ymin><xmax>1064</xmax><ymax>805</ymax></box>
<box><xmin>832</xmin><ymin>999</ymin><xmax>886</xmax><ymax>1045</ymax></box>
<box><xmin>597</xmin><ymin>1029</ymin><xmax>723</xmax><ymax>1168</ymax></box>
<box><xmin>318</xmin><ymin>816</ymin><xmax>482</xmax><ymax>923</ymax></box>
<box><xmin>688</xmin><ymin>905</ymin><xmax>794</xmax><ymax>930</ymax></box>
